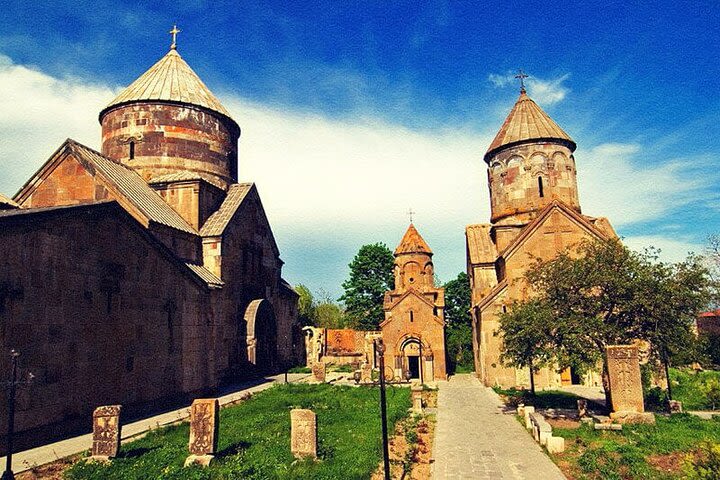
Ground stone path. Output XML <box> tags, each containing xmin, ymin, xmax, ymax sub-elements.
<box><xmin>432</xmin><ymin>374</ymin><xmax>566</xmax><ymax>479</ymax></box>
<box><xmin>0</xmin><ymin>373</ymin><xmax>308</xmax><ymax>475</ymax></box>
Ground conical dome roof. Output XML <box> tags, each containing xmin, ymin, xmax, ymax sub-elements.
<box><xmin>485</xmin><ymin>91</ymin><xmax>575</xmax><ymax>161</ymax></box>
<box><xmin>100</xmin><ymin>48</ymin><xmax>233</xmax><ymax>121</ymax></box>
<box><xmin>395</xmin><ymin>224</ymin><xmax>433</xmax><ymax>255</ymax></box>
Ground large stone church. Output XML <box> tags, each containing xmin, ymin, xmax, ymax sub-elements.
<box><xmin>466</xmin><ymin>85</ymin><xmax>616</xmax><ymax>389</ymax></box>
<box><xmin>0</xmin><ymin>40</ymin><xmax>299</xmax><ymax>450</ymax></box>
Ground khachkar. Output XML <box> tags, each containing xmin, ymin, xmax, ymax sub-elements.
<box><xmin>90</xmin><ymin>405</ymin><xmax>122</xmax><ymax>462</ymax></box>
<box><xmin>606</xmin><ymin>345</ymin><xmax>655</xmax><ymax>424</ymax></box>
<box><xmin>184</xmin><ymin>399</ymin><xmax>220</xmax><ymax>467</ymax></box>
<box><xmin>290</xmin><ymin>409</ymin><xmax>318</xmax><ymax>459</ymax></box>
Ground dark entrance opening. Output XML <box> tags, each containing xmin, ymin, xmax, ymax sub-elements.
<box><xmin>571</xmin><ymin>368</ymin><xmax>582</xmax><ymax>385</ymax></box>
<box><xmin>408</xmin><ymin>356</ymin><xmax>420</xmax><ymax>379</ymax></box>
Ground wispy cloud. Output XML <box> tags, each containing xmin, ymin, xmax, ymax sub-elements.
<box><xmin>488</xmin><ymin>71</ymin><xmax>570</xmax><ymax>105</ymax></box>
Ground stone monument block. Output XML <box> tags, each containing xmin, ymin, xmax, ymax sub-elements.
<box><xmin>606</xmin><ymin>345</ymin><xmax>645</xmax><ymax>413</ymax></box>
<box><xmin>91</xmin><ymin>405</ymin><xmax>121</xmax><ymax>460</ymax></box>
<box><xmin>411</xmin><ymin>383</ymin><xmax>423</xmax><ymax>413</ymax></box>
<box><xmin>312</xmin><ymin>362</ymin><xmax>326</xmax><ymax>383</ymax></box>
<box><xmin>669</xmin><ymin>400</ymin><xmax>683</xmax><ymax>414</ymax></box>
<box><xmin>546</xmin><ymin>436</ymin><xmax>565</xmax><ymax>454</ymax></box>
<box><xmin>184</xmin><ymin>398</ymin><xmax>219</xmax><ymax>467</ymax></box>
<box><xmin>291</xmin><ymin>409</ymin><xmax>317</xmax><ymax>459</ymax></box>
<box><xmin>523</xmin><ymin>406</ymin><xmax>535</xmax><ymax>429</ymax></box>
<box><xmin>360</xmin><ymin>363</ymin><xmax>372</xmax><ymax>383</ymax></box>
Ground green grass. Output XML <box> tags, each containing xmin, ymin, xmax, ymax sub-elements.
<box><xmin>552</xmin><ymin>414</ymin><xmax>720</xmax><ymax>479</ymax></box>
<box><xmin>287</xmin><ymin>366</ymin><xmax>311</xmax><ymax>374</ymax></box>
<box><xmin>65</xmin><ymin>383</ymin><xmax>411</xmax><ymax>480</ymax></box>
<box><xmin>670</xmin><ymin>368</ymin><xmax>720</xmax><ymax>411</ymax></box>
<box><xmin>493</xmin><ymin>386</ymin><xmax>589</xmax><ymax>409</ymax></box>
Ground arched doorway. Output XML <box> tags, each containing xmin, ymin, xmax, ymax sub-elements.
<box><xmin>397</xmin><ymin>336</ymin><xmax>434</xmax><ymax>382</ymax></box>
<box><xmin>244</xmin><ymin>299</ymin><xmax>277</xmax><ymax>373</ymax></box>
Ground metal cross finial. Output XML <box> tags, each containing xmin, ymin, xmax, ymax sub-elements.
<box><xmin>515</xmin><ymin>69</ymin><xmax>529</xmax><ymax>93</ymax></box>
<box><xmin>169</xmin><ymin>24</ymin><xmax>181</xmax><ymax>50</ymax></box>
<box><xmin>407</xmin><ymin>208</ymin><xmax>416</xmax><ymax>224</ymax></box>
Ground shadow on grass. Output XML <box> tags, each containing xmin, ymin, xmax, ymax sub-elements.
<box><xmin>119</xmin><ymin>446</ymin><xmax>159</xmax><ymax>459</ymax></box>
<box><xmin>216</xmin><ymin>441</ymin><xmax>251</xmax><ymax>459</ymax></box>
<box><xmin>494</xmin><ymin>387</ymin><xmax>605</xmax><ymax>412</ymax></box>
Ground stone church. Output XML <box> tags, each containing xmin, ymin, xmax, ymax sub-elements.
<box><xmin>0</xmin><ymin>40</ymin><xmax>299</xmax><ymax>450</ymax></box>
<box><xmin>466</xmin><ymin>85</ymin><xmax>616</xmax><ymax>389</ymax></box>
<box><xmin>381</xmin><ymin>224</ymin><xmax>447</xmax><ymax>382</ymax></box>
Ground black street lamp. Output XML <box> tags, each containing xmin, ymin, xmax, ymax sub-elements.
<box><xmin>2</xmin><ymin>350</ymin><xmax>33</xmax><ymax>480</ymax></box>
<box><xmin>375</xmin><ymin>339</ymin><xmax>390</xmax><ymax>480</ymax></box>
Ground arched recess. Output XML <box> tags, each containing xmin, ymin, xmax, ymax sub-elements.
<box><xmin>244</xmin><ymin>299</ymin><xmax>277</xmax><ymax>372</ymax></box>
<box><xmin>395</xmin><ymin>334</ymin><xmax>435</xmax><ymax>382</ymax></box>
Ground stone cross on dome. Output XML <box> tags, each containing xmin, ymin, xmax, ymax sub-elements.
<box><xmin>169</xmin><ymin>24</ymin><xmax>181</xmax><ymax>50</ymax></box>
<box><xmin>515</xmin><ymin>69</ymin><xmax>528</xmax><ymax>94</ymax></box>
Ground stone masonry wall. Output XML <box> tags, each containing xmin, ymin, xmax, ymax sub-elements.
<box><xmin>0</xmin><ymin>204</ymin><xmax>214</xmax><ymax>453</ymax></box>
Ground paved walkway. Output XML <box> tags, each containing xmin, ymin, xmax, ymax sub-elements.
<box><xmin>1</xmin><ymin>373</ymin><xmax>308</xmax><ymax>475</ymax></box>
<box><xmin>432</xmin><ymin>374</ymin><xmax>566</xmax><ymax>480</ymax></box>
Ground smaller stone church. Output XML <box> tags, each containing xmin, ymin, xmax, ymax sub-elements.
<box><xmin>381</xmin><ymin>224</ymin><xmax>447</xmax><ymax>382</ymax></box>
<box><xmin>304</xmin><ymin>224</ymin><xmax>448</xmax><ymax>383</ymax></box>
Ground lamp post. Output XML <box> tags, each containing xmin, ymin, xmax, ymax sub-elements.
<box><xmin>375</xmin><ymin>339</ymin><xmax>391</xmax><ymax>480</ymax></box>
<box><xmin>2</xmin><ymin>350</ymin><xmax>33</xmax><ymax>480</ymax></box>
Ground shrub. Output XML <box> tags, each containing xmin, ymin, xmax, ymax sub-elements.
<box><xmin>701</xmin><ymin>378</ymin><xmax>720</xmax><ymax>410</ymax></box>
<box><xmin>684</xmin><ymin>442</ymin><xmax>720</xmax><ymax>480</ymax></box>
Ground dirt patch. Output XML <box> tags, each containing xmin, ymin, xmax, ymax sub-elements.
<box><xmin>547</xmin><ymin>418</ymin><xmax>581</xmax><ymax>429</ymax></box>
<box><xmin>647</xmin><ymin>451</ymin><xmax>686</xmax><ymax>475</ymax></box>
<box><xmin>16</xmin><ymin>456</ymin><xmax>77</xmax><ymax>480</ymax></box>
<box><xmin>371</xmin><ymin>412</ymin><xmax>436</xmax><ymax>480</ymax></box>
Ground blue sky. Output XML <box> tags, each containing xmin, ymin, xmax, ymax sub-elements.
<box><xmin>1</xmin><ymin>1</ymin><xmax>719</xmax><ymax>298</ymax></box>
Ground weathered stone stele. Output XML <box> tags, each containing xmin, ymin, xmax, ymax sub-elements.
<box><xmin>360</xmin><ymin>363</ymin><xmax>372</xmax><ymax>383</ymax></box>
<box><xmin>312</xmin><ymin>362</ymin><xmax>326</xmax><ymax>383</ymax></box>
<box><xmin>411</xmin><ymin>383</ymin><xmax>424</xmax><ymax>413</ymax></box>
<box><xmin>91</xmin><ymin>405</ymin><xmax>121</xmax><ymax>460</ymax></box>
<box><xmin>291</xmin><ymin>409</ymin><xmax>317</xmax><ymax>459</ymax></box>
<box><xmin>185</xmin><ymin>398</ymin><xmax>219</xmax><ymax>467</ymax></box>
<box><xmin>606</xmin><ymin>345</ymin><xmax>644</xmax><ymax>413</ymax></box>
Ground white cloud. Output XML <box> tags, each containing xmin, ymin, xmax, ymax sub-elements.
<box><xmin>488</xmin><ymin>71</ymin><xmax>570</xmax><ymax>105</ymax></box>
<box><xmin>577</xmin><ymin>143</ymin><xmax>711</xmax><ymax>226</ymax></box>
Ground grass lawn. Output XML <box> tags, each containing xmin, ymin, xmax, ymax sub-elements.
<box><xmin>551</xmin><ymin>414</ymin><xmax>720</xmax><ymax>479</ymax></box>
<box><xmin>670</xmin><ymin>368</ymin><xmax>720</xmax><ymax>411</ymax></box>
<box><xmin>65</xmin><ymin>383</ymin><xmax>410</xmax><ymax>480</ymax></box>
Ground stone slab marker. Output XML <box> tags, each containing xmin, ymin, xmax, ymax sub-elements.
<box><xmin>312</xmin><ymin>362</ymin><xmax>326</xmax><ymax>383</ymax></box>
<box><xmin>411</xmin><ymin>383</ymin><xmax>423</xmax><ymax>413</ymax></box>
<box><xmin>184</xmin><ymin>398</ymin><xmax>219</xmax><ymax>467</ymax></box>
<box><xmin>606</xmin><ymin>345</ymin><xmax>655</xmax><ymax>424</ymax></box>
<box><xmin>90</xmin><ymin>405</ymin><xmax>121</xmax><ymax>461</ymax></box>
<box><xmin>291</xmin><ymin>409</ymin><xmax>317</xmax><ymax>459</ymax></box>
<box><xmin>360</xmin><ymin>363</ymin><xmax>372</xmax><ymax>383</ymax></box>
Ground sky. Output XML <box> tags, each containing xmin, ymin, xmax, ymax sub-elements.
<box><xmin>1</xmin><ymin>1</ymin><xmax>719</xmax><ymax>299</ymax></box>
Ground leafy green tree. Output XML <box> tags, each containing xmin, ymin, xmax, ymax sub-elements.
<box><xmin>500</xmin><ymin>238</ymin><xmax>711</xmax><ymax>406</ymax></box>
<box><xmin>339</xmin><ymin>243</ymin><xmax>395</xmax><ymax>330</ymax></box>
<box><xmin>443</xmin><ymin>272</ymin><xmax>474</xmax><ymax>373</ymax></box>
<box><xmin>315</xmin><ymin>289</ymin><xmax>347</xmax><ymax>328</ymax></box>
<box><xmin>295</xmin><ymin>284</ymin><xmax>316</xmax><ymax>326</ymax></box>
<box><xmin>498</xmin><ymin>299</ymin><xmax>555</xmax><ymax>394</ymax></box>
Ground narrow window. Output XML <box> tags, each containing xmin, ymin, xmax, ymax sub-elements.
<box><xmin>538</xmin><ymin>176</ymin><xmax>544</xmax><ymax>197</ymax></box>
<box><xmin>409</xmin><ymin>311</ymin><xmax>414</xmax><ymax>322</ymax></box>
<box><xmin>129</xmin><ymin>141</ymin><xmax>135</xmax><ymax>159</ymax></box>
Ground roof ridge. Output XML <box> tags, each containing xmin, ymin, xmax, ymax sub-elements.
<box><xmin>395</xmin><ymin>223</ymin><xmax>433</xmax><ymax>255</ymax></box>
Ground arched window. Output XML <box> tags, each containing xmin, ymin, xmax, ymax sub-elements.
<box><xmin>538</xmin><ymin>176</ymin><xmax>544</xmax><ymax>197</ymax></box>
<box><xmin>409</xmin><ymin>310</ymin><xmax>414</xmax><ymax>323</ymax></box>
<box><xmin>129</xmin><ymin>141</ymin><xmax>135</xmax><ymax>160</ymax></box>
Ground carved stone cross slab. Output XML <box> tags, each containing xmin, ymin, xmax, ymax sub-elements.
<box><xmin>291</xmin><ymin>409</ymin><xmax>317</xmax><ymax>459</ymax></box>
<box><xmin>185</xmin><ymin>398</ymin><xmax>219</xmax><ymax>467</ymax></box>
<box><xmin>91</xmin><ymin>405</ymin><xmax>121</xmax><ymax>460</ymax></box>
<box><xmin>606</xmin><ymin>345</ymin><xmax>645</xmax><ymax>414</ymax></box>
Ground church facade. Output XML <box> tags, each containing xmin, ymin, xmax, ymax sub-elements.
<box><xmin>382</xmin><ymin>224</ymin><xmax>447</xmax><ymax>382</ymax></box>
<box><xmin>466</xmin><ymin>87</ymin><xmax>615</xmax><ymax>389</ymax></box>
<box><xmin>0</xmin><ymin>41</ymin><xmax>299</xmax><ymax>450</ymax></box>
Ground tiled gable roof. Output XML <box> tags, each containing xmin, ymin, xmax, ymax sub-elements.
<box><xmin>101</xmin><ymin>49</ymin><xmax>233</xmax><ymax>120</ymax></box>
<box><xmin>200</xmin><ymin>183</ymin><xmax>253</xmax><ymax>236</ymax></box>
<box><xmin>64</xmin><ymin>140</ymin><xmax>197</xmax><ymax>234</ymax></box>
<box><xmin>465</xmin><ymin>224</ymin><xmax>497</xmax><ymax>265</ymax></box>
<box><xmin>485</xmin><ymin>92</ymin><xmax>575</xmax><ymax>161</ymax></box>
<box><xmin>148</xmin><ymin>171</ymin><xmax>227</xmax><ymax>191</ymax></box>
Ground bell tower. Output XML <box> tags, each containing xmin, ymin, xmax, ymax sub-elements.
<box><xmin>393</xmin><ymin>223</ymin><xmax>435</xmax><ymax>292</ymax></box>
<box><xmin>484</xmin><ymin>81</ymin><xmax>580</xmax><ymax>231</ymax></box>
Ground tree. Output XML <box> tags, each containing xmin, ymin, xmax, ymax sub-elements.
<box><xmin>443</xmin><ymin>272</ymin><xmax>474</xmax><ymax>373</ymax></box>
<box><xmin>314</xmin><ymin>289</ymin><xmax>347</xmax><ymax>328</ymax></box>
<box><xmin>295</xmin><ymin>284</ymin><xmax>316</xmax><ymax>326</ymax></box>
<box><xmin>498</xmin><ymin>299</ymin><xmax>554</xmax><ymax>394</ymax></box>
<box><xmin>339</xmin><ymin>243</ymin><xmax>395</xmax><ymax>330</ymax></box>
<box><xmin>499</xmin><ymin>238</ymin><xmax>712</xmax><ymax>406</ymax></box>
